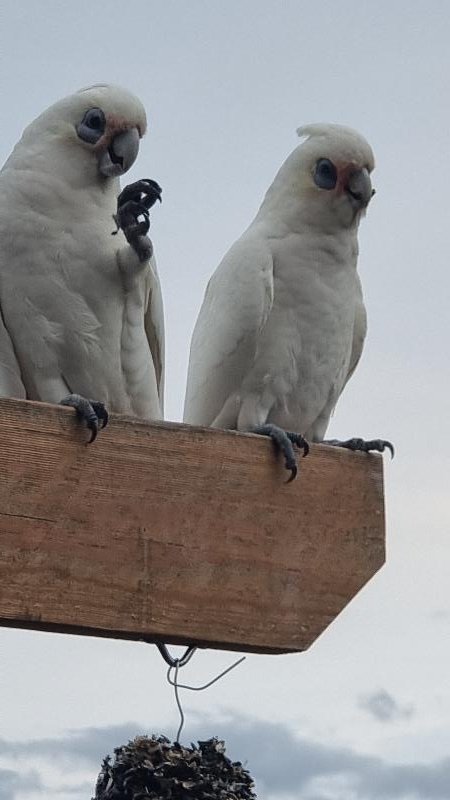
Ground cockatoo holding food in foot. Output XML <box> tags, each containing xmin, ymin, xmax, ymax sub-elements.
<box><xmin>0</xmin><ymin>83</ymin><xmax>164</xmax><ymax>440</ymax></box>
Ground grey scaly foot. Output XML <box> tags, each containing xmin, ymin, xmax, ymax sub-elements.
<box><xmin>324</xmin><ymin>437</ymin><xmax>394</xmax><ymax>458</ymax></box>
<box><xmin>253</xmin><ymin>423</ymin><xmax>309</xmax><ymax>482</ymax></box>
<box><xmin>60</xmin><ymin>394</ymin><xmax>108</xmax><ymax>443</ymax></box>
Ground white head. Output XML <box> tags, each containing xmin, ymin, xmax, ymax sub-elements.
<box><xmin>262</xmin><ymin>123</ymin><xmax>375</xmax><ymax>230</ymax></box>
<box><xmin>9</xmin><ymin>83</ymin><xmax>147</xmax><ymax>186</ymax></box>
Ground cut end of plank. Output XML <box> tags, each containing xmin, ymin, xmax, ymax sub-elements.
<box><xmin>0</xmin><ymin>398</ymin><xmax>385</xmax><ymax>654</ymax></box>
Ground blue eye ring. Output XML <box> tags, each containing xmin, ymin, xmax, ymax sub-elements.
<box><xmin>76</xmin><ymin>107</ymin><xmax>106</xmax><ymax>144</ymax></box>
<box><xmin>314</xmin><ymin>158</ymin><xmax>337</xmax><ymax>190</ymax></box>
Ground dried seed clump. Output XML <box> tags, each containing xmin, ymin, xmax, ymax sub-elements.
<box><xmin>93</xmin><ymin>734</ymin><xmax>257</xmax><ymax>800</ymax></box>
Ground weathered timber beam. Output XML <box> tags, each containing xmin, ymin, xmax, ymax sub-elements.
<box><xmin>0</xmin><ymin>397</ymin><xmax>385</xmax><ymax>654</ymax></box>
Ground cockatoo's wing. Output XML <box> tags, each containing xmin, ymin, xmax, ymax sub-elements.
<box><xmin>0</xmin><ymin>312</ymin><xmax>26</xmax><ymax>399</ymax></box>
<box><xmin>307</xmin><ymin>274</ymin><xmax>367</xmax><ymax>442</ymax></box>
<box><xmin>184</xmin><ymin>233</ymin><xmax>274</xmax><ymax>427</ymax></box>
<box><xmin>144</xmin><ymin>256</ymin><xmax>165</xmax><ymax>414</ymax></box>
<box><xmin>345</xmin><ymin>274</ymin><xmax>367</xmax><ymax>387</ymax></box>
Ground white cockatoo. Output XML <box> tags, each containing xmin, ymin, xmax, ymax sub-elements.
<box><xmin>184</xmin><ymin>123</ymin><xmax>392</xmax><ymax>479</ymax></box>
<box><xmin>0</xmin><ymin>84</ymin><xmax>164</xmax><ymax>439</ymax></box>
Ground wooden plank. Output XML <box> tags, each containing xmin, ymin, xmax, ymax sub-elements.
<box><xmin>0</xmin><ymin>397</ymin><xmax>385</xmax><ymax>653</ymax></box>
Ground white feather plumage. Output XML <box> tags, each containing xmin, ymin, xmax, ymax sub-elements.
<box><xmin>184</xmin><ymin>124</ymin><xmax>374</xmax><ymax>441</ymax></box>
<box><xmin>0</xmin><ymin>84</ymin><xmax>164</xmax><ymax>419</ymax></box>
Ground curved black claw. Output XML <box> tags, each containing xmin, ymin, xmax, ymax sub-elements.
<box><xmin>325</xmin><ymin>437</ymin><xmax>395</xmax><ymax>459</ymax></box>
<box><xmin>112</xmin><ymin>178</ymin><xmax>162</xmax><ymax>262</ymax></box>
<box><xmin>117</xmin><ymin>179</ymin><xmax>162</xmax><ymax>211</ymax></box>
<box><xmin>60</xmin><ymin>394</ymin><xmax>108</xmax><ymax>444</ymax></box>
<box><xmin>286</xmin><ymin>431</ymin><xmax>310</xmax><ymax>458</ymax></box>
<box><xmin>253</xmin><ymin>424</ymin><xmax>310</xmax><ymax>482</ymax></box>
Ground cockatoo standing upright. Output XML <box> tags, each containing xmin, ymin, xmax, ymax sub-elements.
<box><xmin>0</xmin><ymin>84</ymin><xmax>164</xmax><ymax>439</ymax></box>
<box><xmin>184</xmin><ymin>124</ymin><xmax>392</xmax><ymax>479</ymax></box>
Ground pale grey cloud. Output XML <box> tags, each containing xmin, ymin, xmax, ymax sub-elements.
<box><xmin>212</xmin><ymin>716</ymin><xmax>449</xmax><ymax>799</ymax></box>
<box><xmin>50</xmin><ymin>782</ymin><xmax>94</xmax><ymax>795</ymax></box>
<box><xmin>358</xmin><ymin>689</ymin><xmax>415</xmax><ymax>723</ymax></box>
<box><xmin>2</xmin><ymin>714</ymin><xmax>450</xmax><ymax>800</ymax></box>
<box><xmin>0</xmin><ymin>723</ymin><xmax>137</xmax><ymax>764</ymax></box>
<box><xmin>0</xmin><ymin>766</ymin><xmax>43</xmax><ymax>799</ymax></box>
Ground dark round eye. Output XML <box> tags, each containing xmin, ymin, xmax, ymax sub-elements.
<box><xmin>84</xmin><ymin>108</ymin><xmax>105</xmax><ymax>130</ymax></box>
<box><xmin>76</xmin><ymin>107</ymin><xmax>106</xmax><ymax>144</ymax></box>
<box><xmin>314</xmin><ymin>158</ymin><xmax>337</xmax><ymax>190</ymax></box>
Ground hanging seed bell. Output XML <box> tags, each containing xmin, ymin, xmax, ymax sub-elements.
<box><xmin>92</xmin><ymin>734</ymin><xmax>257</xmax><ymax>800</ymax></box>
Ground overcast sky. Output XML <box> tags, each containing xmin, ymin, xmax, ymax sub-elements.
<box><xmin>1</xmin><ymin>1</ymin><xmax>450</xmax><ymax>798</ymax></box>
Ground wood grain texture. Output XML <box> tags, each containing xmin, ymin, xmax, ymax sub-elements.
<box><xmin>0</xmin><ymin>397</ymin><xmax>385</xmax><ymax>653</ymax></box>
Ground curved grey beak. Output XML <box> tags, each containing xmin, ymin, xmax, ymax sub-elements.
<box><xmin>99</xmin><ymin>128</ymin><xmax>140</xmax><ymax>177</ymax></box>
<box><xmin>346</xmin><ymin>167</ymin><xmax>374</xmax><ymax>209</ymax></box>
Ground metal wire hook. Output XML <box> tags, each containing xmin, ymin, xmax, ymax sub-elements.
<box><xmin>156</xmin><ymin>643</ymin><xmax>197</xmax><ymax>668</ymax></box>
<box><xmin>167</xmin><ymin>654</ymin><xmax>246</xmax><ymax>743</ymax></box>
<box><xmin>172</xmin><ymin>660</ymin><xmax>185</xmax><ymax>743</ymax></box>
<box><xmin>167</xmin><ymin>655</ymin><xmax>246</xmax><ymax>692</ymax></box>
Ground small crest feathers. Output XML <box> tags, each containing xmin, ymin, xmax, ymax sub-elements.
<box><xmin>297</xmin><ymin>123</ymin><xmax>325</xmax><ymax>141</ymax></box>
<box><xmin>76</xmin><ymin>83</ymin><xmax>111</xmax><ymax>93</ymax></box>
<box><xmin>296</xmin><ymin>123</ymin><xmax>374</xmax><ymax>170</ymax></box>
<box><xmin>297</xmin><ymin>122</ymin><xmax>366</xmax><ymax>141</ymax></box>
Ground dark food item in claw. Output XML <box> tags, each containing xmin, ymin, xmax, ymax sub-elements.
<box><xmin>113</xmin><ymin>178</ymin><xmax>162</xmax><ymax>238</ymax></box>
<box><xmin>93</xmin><ymin>734</ymin><xmax>257</xmax><ymax>800</ymax></box>
<box><xmin>116</xmin><ymin>179</ymin><xmax>162</xmax><ymax>212</ymax></box>
<box><xmin>112</xmin><ymin>179</ymin><xmax>162</xmax><ymax>262</ymax></box>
